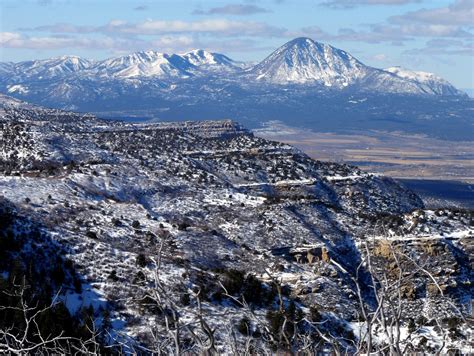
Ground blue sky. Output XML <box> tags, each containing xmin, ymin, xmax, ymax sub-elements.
<box><xmin>1</xmin><ymin>0</ymin><xmax>473</xmax><ymax>88</ymax></box>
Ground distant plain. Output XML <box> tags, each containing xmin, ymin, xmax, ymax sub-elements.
<box><xmin>255</xmin><ymin>121</ymin><xmax>474</xmax><ymax>209</ymax></box>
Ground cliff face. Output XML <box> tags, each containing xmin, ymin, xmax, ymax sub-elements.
<box><xmin>0</xmin><ymin>103</ymin><xmax>472</xmax><ymax>353</ymax></box>
<box><xmin>138</xmin><ymin>119</ymin><xmax>251</xmax><ymax>138</ymax></box>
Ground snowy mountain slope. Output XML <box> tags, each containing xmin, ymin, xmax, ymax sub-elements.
<box><xmin>247</xmin><ymin>38</ymin><xmax>462</xmax><ymax>96</ymax></box>
<box><xmin>12</xmin><ymin>55</ymin><xmax>93</xmax><ymax>80</ymax></box>
<box><xmin>91</xmin><ymin>51</ymin><xmax>196</xmax><ymax>79</ymax></box>
<box><xmin>181</xmin><ymin>49</ymin><xmax>244</xmax><ymax>71</ymax></box>
<box><xmin>0</xmin><ymin>99</ymin><xmax>472</xmax><ymax>353</ymax></box>
<box><xmin>385</xmin><ymin>66</ymin><xmax>465</xmax><ymax>96</ymax></box>
<box><xmin>248</xmin><ymin>37</ymin><xmax>370</xmax><ymax>86</ymax></box>
<box><xmin>1</xmin><ymin>50</ymin><xmax>242</xmax><ymax>82</ymax></box>
<box><xmin>0</xmin><ymin>62</ymin><xmax>14</xmax><ymax>76</ymax></box>
<box><xmin>357</xmin><ymin>68</ymin><xmax>438</xmax><ymax>95</ymax></box>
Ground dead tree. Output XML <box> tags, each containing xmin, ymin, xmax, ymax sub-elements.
<box><xmin>337</xmin><ymin>233</ymin><xmax>468</xmax><ymax>355</ymax></box>
<box><xmin>140</xmin><ymin>240</ymin><xmax>217</xmax><ymax>355</ymax></box>
<box><xmin>0</xmin><ymin>278</ymin><xmax>100</xmax><ymax>355</ymax></box>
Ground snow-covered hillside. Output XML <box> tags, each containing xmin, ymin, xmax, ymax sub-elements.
<box><xmin>0</xmin><ymin>99</ymin><xmax>472</xmax><ymax>353</ymax></box>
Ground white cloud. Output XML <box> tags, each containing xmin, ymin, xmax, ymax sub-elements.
<box><xmin>297</xmin><ymin>0</ymin><xmax>473</xmax><ymax>46</ymax></box>
<box><xmin>390</xmin><ymin>0</ymin><xmax>474</xmax><ymax>26</ymax></box>
<box><xmin>0</xmin><ymin>32</ymin><xmax>23</xmax><ymax>43</ymax></box>
<box><xmin>25</xmin><ymin>19</ymin><xmax>285</xmax><ymax>38</ymax></box>
<box><xmin>404</xmin><ymin>39</ymin><xmax>474</xmax><ymax>56</ymax></box>
<box><xmin>292</xmin><ymin>25</ymin><xmax>413</xmax><ymax>44</ymax></box>
<box><xmin>0</xmin><ymin>32</ymin><xmax>144</xmax><ymax>50</ymax></box>
<box><xmin>101</xmin><ymin>19</ymin><xmax>284</xmax><ymax>37</ymax></box>
<box><xmin>0</xmin><ymin>31</ymin><xmax>268</xmax><ymax>56</ymax></box>
<box><xmin>370</xmin><ymin>23</ymin><xmax>471</xmax><ymax>39</ymax></box>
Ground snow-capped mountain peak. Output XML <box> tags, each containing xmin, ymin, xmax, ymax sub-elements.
<box><xmin>249</xmin><ymin>37</ymin><xmax>369</xmax><ymax>86</ymax></box>
<box><xmin>92</xmin><ymin>51</ymin><xmax>195</xmax><ymax>78</ymax></box>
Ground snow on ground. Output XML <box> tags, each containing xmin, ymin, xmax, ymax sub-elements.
<box><xmin>1</xmin><ymin>106</ymin><xmax>472</xmax><ymax>352</ymax></box>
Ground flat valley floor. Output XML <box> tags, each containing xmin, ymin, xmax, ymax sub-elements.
<box><xmin>256</xmin><ymin>122</ymin><xmax>474</xmax><ymax>209</ymax></box>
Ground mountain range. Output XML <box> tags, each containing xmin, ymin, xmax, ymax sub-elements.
<box><xmin>1</xmin><ymin>37</ymin><xmax>472</xmax><ymax>139</ymax></box>
<box><xmin>1</xmin><ymin>38</ymin><xmax>464</xmax><ymax>94</ymax></box>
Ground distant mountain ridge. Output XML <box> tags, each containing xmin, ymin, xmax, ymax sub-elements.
<box><xmin>1</xmin><ymin>38</ymin><xmax>463</xmax><ymax>96</ymax></box>
<box><xmin>8</xmin><ymin>55</ymin><xmax>93</xmax><ymax>80</ymax></box>
<box><xmin>3</xmin><ymin>49</ymin><xmax>244</xmax><ymax>81</ymax></box>
<box><xmin>0</xmin><ymin>37</ymin><xmax>471</xmax><ymax>141</ymax></box>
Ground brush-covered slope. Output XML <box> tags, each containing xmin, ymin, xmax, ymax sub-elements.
<box><xmin>0</xmin><ymin>99</ymin><xmax>472</xmax><ymax>353</ymax></box>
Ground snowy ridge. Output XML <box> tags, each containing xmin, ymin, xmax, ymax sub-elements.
<box><xmin>181</xmin><ymin>49</ymin><xmax>242</xmax><ymax>71</ymax></box>
<box><xmin>384</xmin><ymin>66</ymin><xmax>464</xmax><ymax>96</ymax></box>
<box><xmin>3</xmin><ymin>50</ymin><xmax>242</xmax><ymax>81</ymax></box>
<box><xmin>13</xmin><ymin>55</ymin><xmax>93</xmax><ymax>79</ymax></box>
<box><xmin>92</xmin><ymin>51</ymin><xmax>196</xmax><ymax>78</ymax></box>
